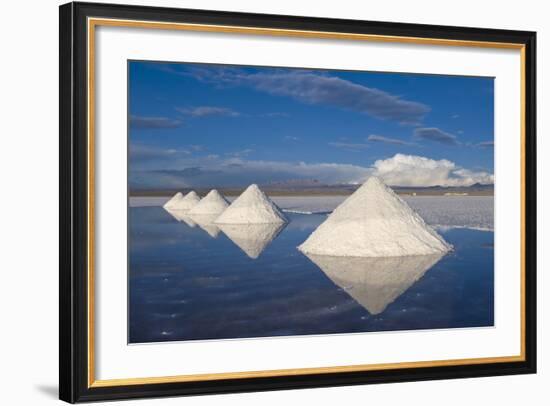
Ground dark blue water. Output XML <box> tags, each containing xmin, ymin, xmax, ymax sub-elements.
<box><xmin>129</xmin><ymin>207</ymin><xmax>494</xmax><ymax>343</ymax></box>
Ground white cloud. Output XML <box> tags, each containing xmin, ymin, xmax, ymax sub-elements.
<box><xmin>367</xmin><ymin>134</ymin><xmax>415</xmax><ymax>146</ymax></box>
<box><xmin>130</xmin><ymin>115</ymin><xmax>182</xmax><ymax>129</ymax></box>
<box><xmin>262</xmin><ymin>112</ymin><xmax>290</xmax><ymax>118</ymax></box>
<box><xmin>130</xmin><ymin>145</ymin><xmax>492</xmax><ymax>189</ymax></box>
<box><xmin>246</xmin><ymin>72</ymin><xmax>429</xmax><ymax>125</ymax></box>
<box><xmin>476</xmin><ymin>141</ymin><xmax>494</xmax><ymax>148</ymax></box>
<box><xmin>129</xmin><ymin>143</ymin><xmax>189</xmax><ymax>161</ymax></box>
<box><xmin>372</xmin><ymin>154</ymin><xmax>494</xmax><ymax>187</ymax></box>
<box><xmin>130</xmin><ymin>151</ymin><xmax>371</xmax><ymax>188</ymax></box>
<box><xmin>414</xmin><ymin>127</ymin><xmax>459</xmax><ymax>145</ymax></box>
<box><xmin>328</xmin><ymin>142</ymin><xmax>369</xmax><ymax>151</ymax></box>
<box><xmin>167</xmin><ymin>66</ymin><xmax>430</xmax><ymax>125</ymax></box>
<box><xmin>228</xmin><ymin>159</ymin><xmax>371</xmax><ymax>184</ymax></box>
<box><xmin>176</xmin><ymin>106</ymin><xmax>240</xmax><ymax>117</ymax></box>
<box><xmin>225</xmin><ymin>149</ymin><xmax>254</xmax><ymax>157</ymax></box>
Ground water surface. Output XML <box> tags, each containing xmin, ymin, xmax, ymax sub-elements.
<box><xmin>129</xmin><ymin>207</ymin><xmax>494</xmax><ymax>343</ymax></box>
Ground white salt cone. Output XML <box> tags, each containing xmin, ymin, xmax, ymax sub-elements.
<box><xmin>171</xmin><ymin>190</ymin><xmax>201</xmax><ymax>211</ymax></box>
<box><xmin>298</xmin><ymin>177</ymin><xmax>451</xmax><ymax>257</ymax></box>
<box><xmin>163</xmin><ymin>192</ymin><xmax>183</xmax><ymax>209</ymax></box>
<box><xmin>215</xmin><ymin>184</ymin><xmax>287</xmax><ymax>224</ymax></box>
<box><xmin>188</xmin><ymin>189</ymin><xmax>229</xmax><ymax>216</ymax></box>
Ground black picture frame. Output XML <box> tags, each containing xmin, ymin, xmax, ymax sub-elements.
<box><xmin>60</xmin><ymin>1</ymin><xmax>537</xmax><ymax>403</ymax></box>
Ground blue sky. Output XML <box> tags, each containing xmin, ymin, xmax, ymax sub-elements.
<box><xmin>129</xmin><ymin>61</ymin><xmax>494</xmax><ymax>189</ymax></box>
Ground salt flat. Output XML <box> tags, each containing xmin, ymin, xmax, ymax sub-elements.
<box><xmin>404</xmin><ymin>196</ymin><xmax>493</xmax><ymax>231</ymax></box>
<box><xmin>130</xmin><ymin>195</ymin><xmax>493</xmax><ymax>231</ymax></box>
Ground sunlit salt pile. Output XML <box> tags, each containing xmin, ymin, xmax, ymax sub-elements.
<box><xmin>215</xmin><ymin>184</ymin><xmax>287</xmax><ymax>224</ymax></box>
<box><xmin>163</xmin><ymin>192</ymin><xmax>183</xmax><ymax>209</ymax></box>
<box><xmin>171</xmin><ymin>190</ymin><xmax>201</xmax><ymax>211</ymax></box>
<box><xmin>188</xmin><ymin>189</ymin><xmax>229</xmax><ymax>215</ymax></box>
<box><xmin>298</xmin><ymin>177</ymin><xmax>451</xmax><ymax>257</ymax></box>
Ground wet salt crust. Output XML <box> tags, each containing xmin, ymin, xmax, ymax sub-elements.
<box><xmin>129</xmin><ymin>180</ymin><xmax>491</xmax><ymax>342</ymax></box>
<box><xmin>298</xmin><ymin>177</ymin><xmax>451</xmax><ymax>257</ymax></box>
<box><xmin>129</xmin><ymin>208</ymin><xmax>494</xmax><ymax>343</ymax></box>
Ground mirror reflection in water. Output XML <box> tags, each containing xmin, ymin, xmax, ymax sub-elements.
<box><xmin>304</xmin><ymin>253</ymin><xmax>444</xmax><ymax>315</ymax></box>
<box><xmin>129</xmin><ymin>207</ymin><xmax>493</xmax><ymax>343</ymax></box>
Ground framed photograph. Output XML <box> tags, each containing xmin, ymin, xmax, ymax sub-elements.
<box><xmin>59</xmin><ymin>2</ymin><xmax>536</xmax><ymax>403</ymax></box>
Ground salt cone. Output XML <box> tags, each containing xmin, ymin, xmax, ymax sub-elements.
<box><xmin>188</xmin><ymin>189</ymin><xmax>229</xmax><ymax>216</ymax></box>
<box><xmin>171</xmin><ymin>190</ymin><xmax>201</xmax><ymax>211</ymax></box>
<box><xmin>215</xmin><ymin>184</ymin><xmax>287</xmax><ymax>224</ymax></box>
<box><xmin>298</xmin><ymin>177</ymin><xmax>451</xmax><ymax>257</ymax></box>
<box><xmin>163</xmin><ymin>192</ymin><xmax>183</xmax><ymax>209</ymax></box>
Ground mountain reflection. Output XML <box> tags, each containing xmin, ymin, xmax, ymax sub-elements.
<box><xmin>303</xmin><ymin>253</ymin><xmax>444</xmax><ymax>315</ymax></box>
<box><xmin>187</xmin><ymin>214</ymin><xmax>221</xmax><ymax>238</ymax></box>
<box><xmin>164</xmin><ymin>208</ymin><xmax>197</xmax><ymax>228</ymax></box>
<box><xmin>218</xmin><ymin>223</ymin><xmax>287</xmax><ymax>259</ymax></box>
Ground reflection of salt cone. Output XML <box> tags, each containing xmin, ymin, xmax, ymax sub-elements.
<box><xmin>304</xmin><ymin>253</ymin><xmax>444</xmax><ymax>315</ymax></box>
<box><xmin>164</xmin><ymin>207</ymin><xmax>197</xmax><ymax>227</ymax></box>
<box><xmin>218</xmin><ymin>223</ymin><xmax>286</xmax><ymax>259</ymax></box>
<box><xmin>188</xmin><ymin>214</ymin><xmax>221</xmax><ymax>238</ymax></box>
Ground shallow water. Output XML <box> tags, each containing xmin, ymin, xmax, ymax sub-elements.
<box><xmin>129</xmin><ymin>207</ymin><xmax>494</xmax><ymax>343</ymax></box>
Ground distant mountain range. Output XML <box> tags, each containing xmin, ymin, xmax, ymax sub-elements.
<box><xmin>392</xmin><ymin>182</ymin><xmax>494</xmax><ymax>194</ymax></box>
<box><xmin>131</xmin><ymin>180</ymin><xmax>493</xmax><ymax>197</ymax></box>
